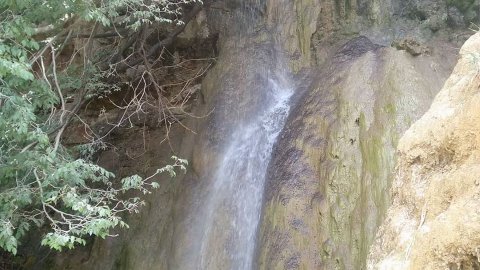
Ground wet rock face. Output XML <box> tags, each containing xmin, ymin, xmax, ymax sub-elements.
<box><xmin>334</xmin><ymin>36</ymin><xmax>383</xmax><ymax>61</ymax></box>
<box><xmin>399</xmin><ymin>0</ymin><xmax>446</xmax><ymax>20</ymax></box>
<box><xmin>391</xmin><ymin>38</ymin><xmax>431</xmax><ymax>56</ymax></box>
<box><xmin>447</xmin><ymin>0</ymin><xmax>480</xmax><ymax>25</ymax></box>
<box><xmin>257</xmin><ymin>35</ymin><xmax>455</xmax><ymax>270</ymax></box>
<box><xmin>52</xmin><ymin>0</ymin><xmax>472</xmax><ymax>269</ymax></box>
<box><xmin>395</xmin><ymin>0</ymin><xmax>480</xmax><ymax>31</ymax></box>
<box><xmin>368</xmin><ymin>32</ymin><xmax>480</xmax><ymax>270</ymax></box>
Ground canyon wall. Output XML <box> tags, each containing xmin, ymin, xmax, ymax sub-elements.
<box><xmin>52</xmin><ymin>0</ymin><xmax>478</xmax><ymax>269</ymax></box>
<box><xmin>369</xmin><ymin>32</ymin><xmax>480</xmax><ymax>270</ymax></box>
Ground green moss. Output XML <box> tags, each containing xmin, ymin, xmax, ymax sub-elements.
<box><xmin>359</xmin><ymin>121</ymin><xmax>379</xmax><ymax>174</ymax></box>
<box><xmin>334</xmin><ymin>0</ymin><xmax>352</xmax><ymax>17</ymax></box>
<box><xmin>114</xmin><ymin>246</ymin><xmax>130</xmax><ymax>270</ymax></box>
<box><xmin>345</xmin><ymin>0</ymin><xmax>352</xmax><ymax>15</ymax></box>
<box><xmin>447</xmin><ymin>0</ymin><xmax>476</xmax><ymax>13</ymax></box>
<box><xmin>334</xmin><ymin>0</ymin><xmax>342</xmax><ymax>17</ymax></box>
<box><xmin>289</xmin><ymin>0</ymin><xmax>322</xmax><ymax>72</ymax></box>
<box><xmin>383</xmin><ymin>103</ymin><xmax>396</xmax><ymax>115</ymax></box>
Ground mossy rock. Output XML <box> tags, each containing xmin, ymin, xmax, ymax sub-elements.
<box><xmin>447</xmin><ymin>0</ymin><xmax>476</xmax><ymax>12</ymax></box>
<box><xmin>447</xmin><ymin>0</ymin><xmax>479</xmax><ymax>23</ymax></box>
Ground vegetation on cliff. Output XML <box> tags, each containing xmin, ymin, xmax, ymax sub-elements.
<box><xmin>0</xmin><ymin>0</ymin><xmax>200</xmax><ymax>255</ymax></box>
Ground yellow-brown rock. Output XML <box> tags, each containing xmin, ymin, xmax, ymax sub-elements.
<box><xmin>368</xmin><ymin>32</ymin><xmax>480</xmax><ymax>270</ymax></box>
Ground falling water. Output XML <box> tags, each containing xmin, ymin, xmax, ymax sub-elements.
<box><xmin>169</xmin><ymin>1</ymin><xmax>294</xmax><ymax>268</ymax></box>
<box><xmin>194</xmin><ymin>72</ymin><xmax>293</xmax><ymax>270</ymax></box>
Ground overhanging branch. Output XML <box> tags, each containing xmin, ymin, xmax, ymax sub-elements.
<box><xmin>115</xmin><ymin>4</ymin><xmax>204</xmax><ymax>72</ymax></box>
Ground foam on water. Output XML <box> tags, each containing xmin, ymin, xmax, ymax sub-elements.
<box><xmin>195</xmin><ymin>71</ymin><xmax>293</xmax><ymax>270</ymax></box>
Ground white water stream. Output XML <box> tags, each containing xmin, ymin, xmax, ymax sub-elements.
<box><xmin>195</xmin><ymin>74</ymin><xmax>293</xmax><ymax>270</ymax></box>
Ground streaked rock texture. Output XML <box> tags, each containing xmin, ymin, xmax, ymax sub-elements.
<box><xmin>257</xmin><ymin>36</ymin><xmax>454</xmax><ymax>270</ymax></box>
<box><xmin>52</xmin><ymin>0</ymin><xmax>476</xmax><ymax>269</ymax></box>
<box><xmin>368</xmin><ymin>32</ymin><xmax>480</xmax><ymax>270</ymax></box>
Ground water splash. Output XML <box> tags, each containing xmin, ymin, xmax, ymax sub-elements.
<box><xmin>195</xmin><ymin>72</ymin><xmax>293</xmax><ymax>270</ymax></box>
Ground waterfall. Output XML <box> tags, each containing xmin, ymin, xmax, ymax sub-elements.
<box><xmin>173</xmin><ymin>68</ymin><xmax>292</xmax><ymax>270</ymax></box>
<box><xmin>198</xmin><ymin>75</ymin><xmax>292</xmax><ymax>270</ymax></box>
<box><xmin>169</xmin><ymin>1</ymin><xmax>293</xmax><ymax>268</ymax></box>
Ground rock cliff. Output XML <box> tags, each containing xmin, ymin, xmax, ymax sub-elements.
<box><xmin>368</xmin><ymin>32</ymin><xmax>480</xmax><ymax>270</ymax></box>
<box><xmin>257</xmin><ymin>36</ymin><xmax>454</xmax><ymax>270</ymax></box>
<box><xmin>51</xmin><ymin>0</ymin><xmax>478</xmax><ymax>269</ymax></box>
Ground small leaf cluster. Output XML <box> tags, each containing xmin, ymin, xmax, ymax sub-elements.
<box><xmin>83</xmin><ymin>0</ymin><xmax>203</xmax><ymax>30</ymax></box>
